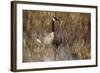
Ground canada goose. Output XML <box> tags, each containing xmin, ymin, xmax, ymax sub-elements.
<box><xmin>36</xmin><ymin>17</ymin><xmax>58</xmax><ymax>46</ymax></box>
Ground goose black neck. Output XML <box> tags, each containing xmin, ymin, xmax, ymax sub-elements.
<box><xmin>52</xmin><ymin>20</ymin><xmax>55</xmax><ymax>32</ymax></box>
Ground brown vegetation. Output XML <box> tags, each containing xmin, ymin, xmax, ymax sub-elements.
<box><xmin>23</xmin><ymin>10</ymin><xmax>91</xmax><ymax>62</ymax></box>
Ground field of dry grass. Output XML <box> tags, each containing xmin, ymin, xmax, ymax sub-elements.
<box><xmin>23</xmin><ymin>10</ymin><xmax>91</xmax><ymax>62</ymax></box>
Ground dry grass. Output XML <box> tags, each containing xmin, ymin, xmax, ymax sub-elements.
<box><xmin>72</xmin><ymin>40</ymin><xmax>91</xmax><ymax>59</ymax></box>
<box><xmin>23</xmin><ymin>10</ymin><xmax>91</xmax><ymax>62</ymax></box>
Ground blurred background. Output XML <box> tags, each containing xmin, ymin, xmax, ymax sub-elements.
<box><xmin>23</xmin><ymin>10</ymin><xmax>91</xmax><ymax>62</ymax></box>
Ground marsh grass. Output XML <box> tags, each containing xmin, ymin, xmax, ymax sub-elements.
<box><xmin>23</xmin><ymin>10</ymin><xmax>91</xmax><ymax>62</ymax></box>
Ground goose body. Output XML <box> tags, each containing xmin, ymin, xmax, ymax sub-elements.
<box><xmin>42</xmin><ymin>32</ymin><xmax>54</xmax><ymax>45</ymax></box>
<box><xmin>36</xmin><ymin>17</ymin><xmax>57</xmax><ymax>46</ymax></box>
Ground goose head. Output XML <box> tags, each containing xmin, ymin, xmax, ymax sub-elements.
<box><xmin>52</xmin><ymin>17</ymin><xmax>58</xmax><ymax>33</ymax></box>
<box><xmin>52</xmin><ymin>17</ymin><xmax>58</xmax><ymax>22</ymax></box>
